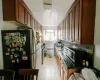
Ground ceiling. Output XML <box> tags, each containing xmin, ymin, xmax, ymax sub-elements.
<box><xmin>24</xmin><ymin>0</ymin><xmax>74</xmax><ymax>29</ymax></box>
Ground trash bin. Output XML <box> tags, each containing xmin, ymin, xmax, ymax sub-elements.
<box><xmin>49</xmin><ymin>53</ymin><xmax>52</xmax><ymax>58</ymax></box>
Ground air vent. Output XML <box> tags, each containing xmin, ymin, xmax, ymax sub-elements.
<box><xmin>43</xmin><ymin>0</ymin><xmax>52</xmax><ymax>11</ymax></box>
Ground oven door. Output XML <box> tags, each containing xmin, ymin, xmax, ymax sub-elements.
<box><xmin>66</xmin><ymin>50</ymin><xmax>75</xmax><ymax>62</ymax></box>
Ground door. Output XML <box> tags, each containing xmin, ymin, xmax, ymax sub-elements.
<box><xmin>1</xmin><ymin>30</ymin><xmax>31</xmax><ymax>70</ymax></box>
<box><xmin>66</xmin><ymin>14</ymin><xmax>70</xmax><ymax>41</ymax></box>
<box><xmin>16</xmin><ymin>0</ymin><xmax>25</xmax><ymax>23</ymax></box>
<box><xmin>28</xmin><ymin>13</ymin><xmax>31</xmax><ymax>27</ymax></box>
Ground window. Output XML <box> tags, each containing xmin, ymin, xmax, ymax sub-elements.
<box><xmin>43</xmin><ymin>30</ymin><xmax>57</xmax><ymax>41</ymax></box>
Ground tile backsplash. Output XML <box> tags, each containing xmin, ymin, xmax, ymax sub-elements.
<box><xmin>61</xmin><ymin>40</ymin><xmax>95</xmax><ymax>54</ymax></box>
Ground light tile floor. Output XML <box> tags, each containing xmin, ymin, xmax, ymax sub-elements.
<box><xmin>38</xmin><ymin>57</ymin><xmax>61</xmax><ymax>80</ymax></box>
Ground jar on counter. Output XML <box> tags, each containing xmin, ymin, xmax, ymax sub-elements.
<box><xmin>82</xmin><ymin>60</ymin><xmax>86</xmax><ymax>66</ymax></box>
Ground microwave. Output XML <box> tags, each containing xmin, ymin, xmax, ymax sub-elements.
<box><xmin>65</xmin><ymin>48</ymin><xmax>89</xmax><ymax>67</ymax></box>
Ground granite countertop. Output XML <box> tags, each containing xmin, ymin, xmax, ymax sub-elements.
<box><xmin>55</xmin><ymin>46</ymin><xmax>76</xmax><ymax>69</ymax></box>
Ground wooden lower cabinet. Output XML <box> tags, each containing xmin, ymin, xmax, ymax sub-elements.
<box><xmin>55</xmin><ymin>51</ymin><xmax>76</xmax><ymax>80</ymax></box>
<box><xmin>62</xmin><ymin>64</ymin><xmax>76</xmax><ymax>80</ymax></box>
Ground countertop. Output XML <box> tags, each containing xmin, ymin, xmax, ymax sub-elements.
<box><xmin>55</xmin><ymin>47</ymin><xmax>76</xmax><ymax>69</ymax></box>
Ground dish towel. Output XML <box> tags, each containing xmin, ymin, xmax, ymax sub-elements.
<box><xmin>81</xmin><ymin>68</ymin><xmax>98</xmax><ymax>80</ymax></box>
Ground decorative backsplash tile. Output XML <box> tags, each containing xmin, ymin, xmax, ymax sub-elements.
<box><xmin>60</xmin><ymin>40</ymin><xmax>95</xmax><ymax>54</ymax></box>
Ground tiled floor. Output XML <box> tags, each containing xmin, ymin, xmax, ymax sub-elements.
<box><xmin>37</xmin><ymin>57</ymin><xmax>61</xmax><ymax>80</ymax></box>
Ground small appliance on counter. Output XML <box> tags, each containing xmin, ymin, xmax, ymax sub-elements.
<box><xmin>64</xmin><ymin>47</ymin><xmax>93</xmax><ymax>67</ymax></box>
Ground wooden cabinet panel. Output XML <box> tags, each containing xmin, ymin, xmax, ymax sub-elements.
<box><xmin>66</xmin><ymin>15</ymin><xmax>70</xmax><ymax>41</ymax></box>
<box><xmin>3</xmin><ymin>0</ymin><xmax>40</xmax><ymax>29</ymax></box>
<box><xmin>28</xmin><ymin>13</ymin><xmax>31</xmax><ymax>27</ymax></box>
<box><xmin>24</xmin><ymin>10</ymin><xmax>28</xmax><ymax>24</ymax></box>
<box><xmin>69</xmin><ymin>12</ymin><xmax>72</xmax><ymax>41</ymax></box>
<box><xmin>58</xmin><ymin>0</ymin><xmax>96</xmax><ymax>44</ymax></box>
<box><xmin>18</xmin><ymin>2</ymin><xmax>25</xmax><ymax>23</ymax></box>
<box><xmin>71</xmin><ymin>9</ymin><xmax>75</xmax><ymax>42</ymax></box>
<box><xmin>75</xmin><ymin>2</ymin><xmax>80</xmax><ymax>43</ymax></box>
<box><xmin>30</xmin><ymin>16</ymin><xmax>33</xmax><ymax>28</ymax></box>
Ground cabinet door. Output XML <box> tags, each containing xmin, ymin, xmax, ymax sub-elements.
<box><xmin>63</xmin><ymin>66</ymin><xmax>67</xmax><ymax>80</ymax></box>
<box><xmin>18</xmin><ymin>2</ymin><xmax>25</xmax><ymax>23</ymax></box>
<box><xmin>71</xmin><ymin>9</ymin><xmax>75</xmax><ymax>42</ymax></box>
<box><xmin>66</xmin><ymin>14</ymin><xmax>70</xmax><ymax>41</ymax></box>
<box><xmin>30</xmin><ymin>16</ymin><xmax>33</xmax><ymax>28</ymax></box>
<box><xmin>64</xmin><ymin>19</ymin><xmax>66</xmax><ymax>39</ymax></box>
<box><xmin>24</xmin><ymin>9</ymin><xmax>28</xmax><ymax>24</ymax></box>
<box><xmin>28</xmin><ymin>12</ymin><xmax>31</xmax><ymax>27</ymax></box>
<box><xmin>75</xmin><ymin>2</ymin><xmax>80</xmax><ymax>43</ymax></box>
<box><xmin>69</xmin><ymin>12</ymin><xmax>72</xmax><ymax>41</ymax></box>
<box><xmin>62</xmin><ymin>21</ymin><xmax>65</xmax><ymax>39</ymax></box>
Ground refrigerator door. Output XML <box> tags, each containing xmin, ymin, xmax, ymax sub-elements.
<box><xmin>29</xmin><ymin>29</ymin><xmax>35</xmax><ymax>69</ymax></box>
<box><xmin>1</xmin><ymin>30</ymin><xmax>31</xmax><ymax>70</ymax></box>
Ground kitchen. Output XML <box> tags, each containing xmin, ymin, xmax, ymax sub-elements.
<box><xmin>0</xmin><ymin>0</ymin><xmax>100</xmax><ymax>80</ymax></box>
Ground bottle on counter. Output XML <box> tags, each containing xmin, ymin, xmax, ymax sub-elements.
<box><xmin>86</xmin><ymin>61</ymin><xmax>89</xmax><ymax>67</ymax></box>
<box><xmin>82</xmin><ymin>60</ymin><xmax>86</xmax><ymax>66</ymax></box>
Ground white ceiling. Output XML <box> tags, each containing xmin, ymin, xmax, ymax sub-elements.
<box><xmin>24</xmin><ymin>0</ymin><xmax>74</xmax><ymax>29</ymax></box>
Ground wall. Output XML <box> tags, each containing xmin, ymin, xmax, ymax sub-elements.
<box><xmin>45</xmin><ymin>41</ymin><xmax>56</xmax><ymax>56</ymax></box>
<box><xmin>0</xmin><ymin>0</ymin><xmax>18</xmax><ymax>69</ymax></box>
<box><xmin>94</xmin><ymin>0</ymin><xmax>100</xmax><ymax>70</ymax></box>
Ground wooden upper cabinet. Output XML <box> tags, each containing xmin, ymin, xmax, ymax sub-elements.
<box><xmin>24</xmin><ymin>9</ymin><xmax>28</xmax><ymax>25</ymax></box>
<box><xmin>30</xmin><ymin>16</ymin><xmax>34</xmax><ymax>28</ymax></box>
<box><xmin>69</xmin><ymin>12</ymin><xmax>72</xmax><ymax>41</ymax></box>
<box><xmin>80</xmin><ymin>0</ymin><xmax>96</xmax><ymax>44</ymax></box>
<box><xmin>3</xmin><ymin>0</ymin><xmax>25</xmax><ymax>23</ymax></box>
<box><xmin>28</xmin><ymin>13</ymin><xmax>31</xmax><ymax>27</ymax></box>
<box><xmin>16</xmin><ymin>0</ymin><xmax>25</xmax><ymax>24</ymax></box>
<box><xmin>66</xmin><ymin>0</ymin><xmax>96</xmax><ymax>44</ymax></box>
<box><xmin>71</xmin><ymin>9</ymin><xmax>75</xmax><ymax>42</ymax></box>
<box><xmin>66</xmin><ymin>14</ymin><xmax>70</xmax><ymax>41</ymax></box>
<box><xmin>2</xmin><ymin>0</ymin><xmax>35</xmax><ymax>28</ymax></box>
<box><xmin>74</xmin><ymin>1</ymin><xmax>80</xmax><ymax>43</ymax></box>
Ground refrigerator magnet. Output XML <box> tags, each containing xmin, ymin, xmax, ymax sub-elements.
<box><xmin>9</xmin><ymin>45</ymin><xmax>12</xmax><ymax>48</ymax></box>
<box><xmin>5</xmin><ymin>40</ymin><xmax>10</xmax><ymax>45</ymax></box>
<box><xmin>23</xmin><ymin>41</ymin><xmax>25</xmax><ymax>45</ymax></box>
<box><xmin>23</xmin><ymin>51</ymin><xmax>26</xmax><ymax>55</ymax></box>
<box><xmin>20</xmin><ymin>40</ymin><xmax>22</xmax><ymax>43</ymax></box>
<box><xmin>8</xmin><ymin>48</ymin><xmax>10</xmax><ymax>52</ymax></box>
<box><xmin>22</xmin><ymin>56</ymin><xmax>28</xmax><ymax>60</ymax></box>
<box><xmin>12</xmin><ymin>52</ymin><xmax>14</xmax><ymax>54</ymax></box>
<box><xmin>16</xmin><ymin>48</ymin><xmax>19</xmax><ymax>50</ymax></box>
<box><xmin>4</xmin><ymin>36</ymin><xmax>9</xmax><ymax>40</ymax></box>
<box><xmin>6</xmin><ymin>52</ymin><xmax>10</xmax><ymax>55</ymax></box>
<box><xmin>12</xmin><ymin>33</ymin><xmax>15</xmax><ymax>36</ymax></box>
<box><xmin>15</xmin><ymin>53</ymin><xmax>19</xmax><ymax>57</ymax></box>
<box><xmin>14</xmin><ymin>54</ymin><xmax>17</xmax><ymax>58</ymax></box>
<box><xmin>14</xmin><ymin>44</ymin><xmax>17</xmax><ymax>47</ymax></box>
<box><xmin>20</xmin><ymin>48</ymin><xmax>23</xmax><ymax>51</ymax></box>
<box><xmin>12</xmin><ymin>36</ymin><xmax>15</xmax><ymax>40</ymax></box>
<box><xmin>15</xmin><ymin>33</ymin><xmax>19</xmax><ymax>36</ymax></box>
<box><xmin>12</xmin><ymin>43</ymin><xmax>15</xmax><ymax>47</ymax></box>
<box><xmin>16</xmin><ymin>41</ymin><xmax>20</xmax><ymax>45</ymax></box>
<box><xmin>6</xmin><ymin>33</ymin><xmax>9</xmax><ymax>36</ymax></box>
<box><xmin>12</xmin><ymin>60</ymin><xmax>15</xmax><ymax>63</ymax></box>
<box><xmin>16</xmin><ymin>58</ymin><xmax>19</xmax><ymax>63</ymax></box>
<box><xmin>20</xmin><ymin>44</ymin><xmax>23</xmax><ymax>47</ymax></box>
<box><xmin>11</xmin><ymin>49</ymin><xmax>15</xmax><ymax>52</ymax></box>
<box><xmin>10</xmin><ymin>55</ymin><xmax>13</xmax><ymax>59</ymax></box>
<box><xmin>24</xmin><ymin>36</ymin><xmax>26</xmax><ymax>41</ymax></box>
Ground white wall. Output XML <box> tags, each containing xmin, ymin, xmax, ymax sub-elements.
<box><xmin>45</xmin><ymin>41</ymin><xmax>56</xmax><ymax>56</ymax></box>
<box><xmin>94</xmin><ymin>0</ymin><xmax>100</xmax><ymax>70</ymax></box>
<box><xmin>0</xmin><ymin>0</ymin><xmax>18</xmax><ymax>69</ymax></box>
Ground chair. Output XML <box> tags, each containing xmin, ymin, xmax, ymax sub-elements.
<box><xmin>0</xmin><ymin>69</ymin><xmax>15</xmax><ymax>80</ymax></box>
<box><xmin>19</xmin><ymin>69</ymin><xmax>39</xmax><ymax>80</ymax></box>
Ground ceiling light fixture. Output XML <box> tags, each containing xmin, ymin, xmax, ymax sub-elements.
<box><xmin>43</xmin><ymin>0</ymin><xmax>52</xmax><ymax>11</ymax></box>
